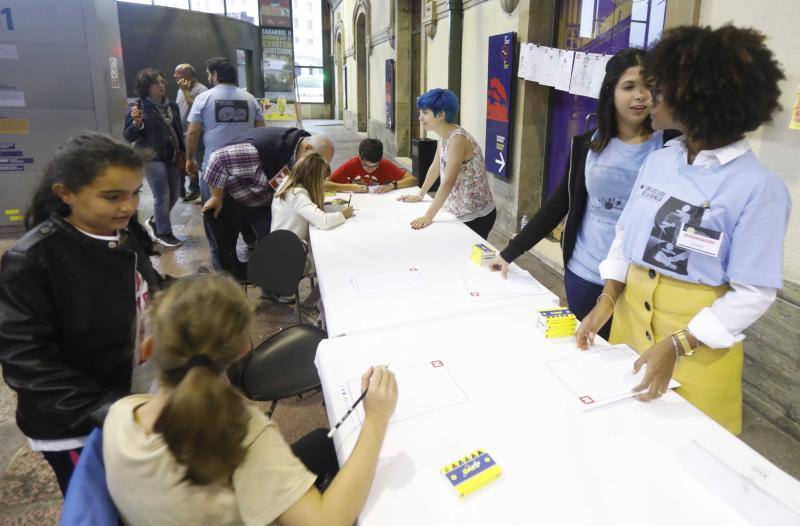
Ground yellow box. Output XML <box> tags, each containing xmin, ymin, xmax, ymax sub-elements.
<box><xmin>470</xmin><ymin>243</ymin><xmax>497</xmax><ymax>266</ymax></box>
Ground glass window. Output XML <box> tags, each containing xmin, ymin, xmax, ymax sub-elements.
<box><xmin>292</xmin><ymin>0</ymin><xmax>323</xmax><ymax>67</ymax></box>
<box><xmin>631</xmin><ymin>0</ymin><xmax>649</xmax><ymax>21</ymax></box>
<box><xmin>295</xmin><ymin>66</ymin><xmax>324</xmax><ymax>103</ymax></box>
<box><xmin>190</xmin><ymin>0</ymin><xmax>224</xmax><ymax>14</ymax></box>
<box><xmin>154</xmin><ymin>0</ymin><xmax>189</xmax><ymax>7</ymax></box>
<box><xmin>116</xmin><ymin>0</ymin><xmax>153</xmax><ymax>4</ymax></box>
<box><xmin>226</xmin><ymin>0</ymin><xmax>258</xmax><ymax>23</ymax></box>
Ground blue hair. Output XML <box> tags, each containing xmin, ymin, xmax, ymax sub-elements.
<box><xmin>416</xmin><ymin>89</ymin><xmax>459</xmax><ymax>123</ymax></box>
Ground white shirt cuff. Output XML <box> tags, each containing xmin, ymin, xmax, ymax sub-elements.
<box><xmin>687</xmin><ymin>307</ymin><xmax>745</xmax><ymax>349</ymax></box>
<box><xmin>599</xmin><ymin>259</ymin><xmax>629</xmax><ymax>283</ymax></box>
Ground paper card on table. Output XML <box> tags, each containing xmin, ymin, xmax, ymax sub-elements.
<box><xmin>554</xmin><ymin>50</ymin><xmax>575</xmax><ymax>91</ymax></box>
<box><xmin>537</xmin><ymin>47</ymin><xmax>560</xmax><ymax>87</ymax></box>
<box><xmin>569</xmin><ymin>52</ymin><xmax>593</xmax><ymax>97</ymax></box>
<box><xmin>678</xmin><ymin>429</ymin><xmax>800</xmax><ymax>525</ymax></box>
<box><xmin>351</xmin><ymin>268</ymin><xmax>428</xmax><ymax>296</ymax></box>
<box><xmin>588</xmin><ymin>53</ymin><xmax>612</xmax><ymax>98</ymax></box>
<box><xmin>546</xmin><ymin>344</ymin><xmax>680</xmax><ymax>410</ymax></box>
<box><xmin>463</xmin><ymin>266</ymin><xmax>550</xmax><ymax>301</ymax></box>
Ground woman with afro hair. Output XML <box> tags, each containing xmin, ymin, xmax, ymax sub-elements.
<box><xmin>577</xmin><ymin>24</ymin><xmax>790</xmax><ymax>435</ymax></box>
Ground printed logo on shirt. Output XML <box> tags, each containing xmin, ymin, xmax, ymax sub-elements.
<box><xmin>214</xmin><ymin>100</ymin><xmax>249</xmax><ymax>123</ymax></box>
<box><xmin>352</xmin><ymin>174</ymin><xmax>378</xmax><ymax>186</ymax></box>
<box><xmin>641</xmin><ymin>196</ymin><xmax>704</xmax><ymax>275</ymax></box>
<box><xmin>636</xmin><ymin>184</ymin><xmax>666</xmax><ymax>203</ymax></box>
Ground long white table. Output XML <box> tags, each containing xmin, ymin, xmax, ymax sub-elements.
<box><xmin>309</xmin><ymin>188</ymin><xmax>800</xmax><ymax>525</ymax></box>
<box><xmin>309</xmin><ymin>190</ymin><xmax>557</xmax><ymax>337</ymax></box>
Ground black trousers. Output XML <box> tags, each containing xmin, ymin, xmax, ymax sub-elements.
<box><xmin>291</xmin><ymin>428</ymin><xmax>339</xmax><ymax>488</ymax></box>
<box><xmin>204</xmin><ymin>194</ymin><xmax>271</xmax><ymax>281</ymax></box>
<box><xmin>42</xmin><ymin>447</ymin><xmax>83</xmax><ymax>497</ymax></box>
<box><xmin>463</xmin><ymin>207</ymin><xmax>497</xmax><ymax>240</ymax></box>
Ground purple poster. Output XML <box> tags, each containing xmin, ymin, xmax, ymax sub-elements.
<box><xmin>484</xmin><ymin>32</ymin><xmax>515</xmax><ymax>179</ymax></box>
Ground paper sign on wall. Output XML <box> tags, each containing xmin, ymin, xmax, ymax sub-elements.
<box><xmin>554</xmin><ymin>50</ymin><xmax>575</xmax><ymax>92</ymax></box>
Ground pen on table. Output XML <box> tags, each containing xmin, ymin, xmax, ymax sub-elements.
<box><xmin>327</xmin><ymin>388</ymin><xmax>367</xmax><ymax>438</ymax></box>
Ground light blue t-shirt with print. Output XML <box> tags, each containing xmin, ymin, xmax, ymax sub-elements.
<box><xmin>567</xmin><ymin>131</ymin><xmax>664</xmax><ymax>285</ymax></box>
<box><xmin>616</xmin><ymin>144</ymin><xmax>791</xmax><ymax>288</ymax></box>
<box><xmin>187</xmin><ymin>84</ymin><xmax>264</xmax><ymax>167</ymax></box>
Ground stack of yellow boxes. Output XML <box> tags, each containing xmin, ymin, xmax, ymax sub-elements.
<box><xmin>536</xmin><ymin>307</ymin><xmax>578</xmax><ymax>338</ymax></box>
<box><xmin>470</xmin><ymin>243</ymin><xmax>497</xmax><ymax>266</ymax></box>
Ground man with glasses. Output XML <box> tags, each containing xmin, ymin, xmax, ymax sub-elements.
<box><xmin>325</xmin><ymin>138</ymin><xmax>417</xmax><ymax>194</ymax></box>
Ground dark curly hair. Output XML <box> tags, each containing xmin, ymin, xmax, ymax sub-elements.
<box><xmin>645</xmin><ymin>24</ymin><xmax>784</xmax><ymax>144</ymax></box>
<box><xmin>134</xmin><ymin>68</ymin><xmax>164</xmax><ymax>99</ymax></box>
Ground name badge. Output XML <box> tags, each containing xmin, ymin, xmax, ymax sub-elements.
<box><xmin>268</xmin><ymin>165</ymin><xmax>291</xmax><ymax>191</ymax></box>
<box><xmin>675</xmin><ymin>223</ymin><xmax>723</xmax><ymax>257</ymax></box>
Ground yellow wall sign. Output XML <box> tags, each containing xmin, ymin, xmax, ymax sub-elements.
<box><xmin>0</xmin><ymin>118</ymin><xmax>29</xmax><ymax>134</ymax></box>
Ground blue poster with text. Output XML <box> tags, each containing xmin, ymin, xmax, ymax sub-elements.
<box><xmin>484</xmin><ymin>32</ymin><xmax>515</xmax><ymax>179</ymax></box>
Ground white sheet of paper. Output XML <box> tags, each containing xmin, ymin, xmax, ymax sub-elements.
<box><xmin>555</xmin><ymin>50</ymin><xmax>575</xmax><ymax>91</ymax></box>
<box><xmin>351</xmin><ymin>268</ymin><xmax>428</xmax><ymax>296</ymax></box>
<box><xmin>517</xmin><ymin>43</ymin><xmax>531</xmax><ymax>79</ymax></box>
<box><xmin>525</xmin><ymin>44</ymin><xmax>540</xmax><ymax>82</ymax></box>
<box><xmin>569</xmin><ymin>51</ymin><xmax>593</xmax><ymax>97</ymax></box>
<box><xmin>588</xmin><ymin>54</ymin><xmax>613</xmax><ymax>99</ymax></box>
<box><xmin>546</xmin><ymin>345</ymin><xmax>680</xmax><ymax>410</ymax></box>
<box><xmin>462</xmin><ymin>267</ymin><xmax>550</xmax><ymax>301</ymax></box>
<box><xmin>538</xmin><ymin>47</ymin><xmax>560</xmax><ymax>87</ymax></box>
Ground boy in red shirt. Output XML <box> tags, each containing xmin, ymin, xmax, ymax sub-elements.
<box><xmin>325</xmin><ymin>138</ymin><xmax>417</xmax><ymax>194</ymax></box>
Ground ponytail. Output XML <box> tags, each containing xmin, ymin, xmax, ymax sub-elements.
<box><xmin>154</xmin><ymin>365</ymin><xmax>249</xmax><ymax>485</ymax></box>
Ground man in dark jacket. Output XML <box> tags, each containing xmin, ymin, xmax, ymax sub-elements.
<box><xmin>200</xmin><ymin>127</ymin><xmax>334</xmax><ymax>282</ymax></box>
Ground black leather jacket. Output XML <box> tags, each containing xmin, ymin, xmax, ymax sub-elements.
<box><xmin>0</xmin><ymin>215</ymin><xmax>163</xmax><ymax>440</ymax></box>
<box><xmin>123</xmin><ymin>97</ymin><xmax>185</xmax><ymax>162</ymax></box>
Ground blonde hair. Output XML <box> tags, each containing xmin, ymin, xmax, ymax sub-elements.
<box><xmin>274</xmin><ymin>152</ymin><xmax>330</xmax><ymax>208</ymax></box>
<box><xmin>148</xmin><ymin>274</ymin><xmax>254</xmax><ymax>485</ymax></box>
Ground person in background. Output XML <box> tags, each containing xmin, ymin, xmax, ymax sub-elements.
<box><xmin>398</xmin><ymin>89</ymin><xmax>496</xmax><ymax>239</ymax></box>
<box><xmin>325</xmin><ymin>138</ymin><xmax>417</xmax><ymax>194</ymax></box>
<box><xmin>0</xmin><ymin>133</ymin><xmax>163</xmax><ymax>495</ymax></box>
<box><xmin>577</xmin><ymin>25</ymin><xmax>790</xmax><ymax>435</ymax></box>
<box><xmin>124</xmin><ymin>68</ymin><xmax>186</xmax><ymax>247</ymax></box>
<box><xmin>489</xmin><ymin>48</ymin><xmax>674</xmax><ymax>340</ymax></box>
<box><xmin>104</xmin><ymin>273</ymin><xmax>398</xmax><ymax>526</ymax></box>
<box><xmin>173</xmin><ymin>63</ymin><xmax>207</xmax><ymax>202</ymax></box>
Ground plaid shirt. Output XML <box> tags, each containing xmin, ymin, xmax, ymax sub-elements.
<box><xmin>203</xmin><ymin>143</ymin><xmax>271</xmax><ymax>207</ymax></box>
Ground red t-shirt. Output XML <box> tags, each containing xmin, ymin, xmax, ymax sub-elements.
<box><xmin>329</xmin><ymin>157</ymin><xmax>406</xmax><ymax>186</ymax></box>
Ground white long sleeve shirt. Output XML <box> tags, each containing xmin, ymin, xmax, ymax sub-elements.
<box><xmin>270</xmin><ymin>186</ymin><xmax>346</xmax><ymax>242</ymax></box>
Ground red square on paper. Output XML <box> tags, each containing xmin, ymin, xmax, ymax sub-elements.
<box><xmin>579</xmin><ymin>396</ymin><xmax>595</xmax><ymax>405</ymax></box>
<box><xmin>470</xmin><ymin>291</ymin><xmax>480</xmax><ymax>297</ymax></box>
<box><xmin>431</xmin><ymin>360</ymin><xmax>443</xmax><ymax>368</ymax></box>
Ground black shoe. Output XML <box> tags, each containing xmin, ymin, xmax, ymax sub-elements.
<box><xmin>260</xmin><ymin>291</ymin><xmax>296</xmax><ymax>304</ymax></box>
<box><xmin>183</xmin><ymin>191</ymin><xmax>200</xmax><ymax>202</ymax></box>
<box><xmin>155</xmin><ymin>233</ymin><xmax>182</xmax><ymax>247</ymax></box>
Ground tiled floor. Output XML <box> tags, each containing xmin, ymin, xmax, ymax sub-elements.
<box><xmin>1</xmin><ymin>121</ymin><xmax>798</xmax><ymax>525</ymax></box>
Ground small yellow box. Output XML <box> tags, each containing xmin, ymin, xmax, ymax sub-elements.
<box><xmin>470</xmin><ymin>243</ymin><xmax>497</xmax><ymax>266</ymax></box>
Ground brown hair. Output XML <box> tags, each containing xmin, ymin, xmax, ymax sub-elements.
<box><xmin>274</xmin><ymin>152</ymin><xmax>330</xmax><ymax>208</ymax></box>
<box><xmin>148</xmin><ymin>274</ymin><xmax>254</xmax><ymax>485</ymax></box>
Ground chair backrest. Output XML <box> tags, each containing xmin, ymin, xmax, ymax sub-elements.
<box><xmin>239</xmin><ymin>324</ymin><xmax>326</xmax><ymax>401</ymax></box>
<box><xmin>60</xmin><ymin>428</ymin><xmax>120</xmax><ymax>526</ymax></box>
<box><xmin>248</xmin><ymin>229</ymin><xmax>307</xmax><ymax>296</ymax></box>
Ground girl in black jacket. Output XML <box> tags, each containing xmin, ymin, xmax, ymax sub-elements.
<box><xmin>124</xmin><ymin>68</ymin><xmax>186</xmax><ymax>248</ymax></box>
<box><xmin>490</xmin><ymin>48</ymin><xmax>674</xmax><ymax>339</ymax></box>
<box><xmin>0</xmin><ymin>133</ymin><xmax>163</xmax><ymax>495</ymax></box>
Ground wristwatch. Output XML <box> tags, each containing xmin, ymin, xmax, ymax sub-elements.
<box><xmin>392</xmin><ymin>181</ymin><xmax>398</xmax><ymax>190</ymax></box>
<box><xmin>675</xmin><ymin>329</ymin><xmax>696</xmax><ymax>357</ymax></box>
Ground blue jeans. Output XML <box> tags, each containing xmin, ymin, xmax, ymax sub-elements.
<box><xmin>144</xmin><ymin>161</ymin><xmax>181</xmax><ymax>235</ymax></box>
<box><xmin>564</xmin><ymin>267</ymin><xmax>612</xmax><ymax>340</ymax></box>
<box><xmin>200</xmin><ymin>174</ymin><xmax>221</xmax><ymax>270</ymax></box>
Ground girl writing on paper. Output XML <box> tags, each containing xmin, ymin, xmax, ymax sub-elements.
<box><xmin>576</xmin><ymin>25</ymin><xmax>790</xmax><ymax>435</ymax></box>
<box><xmin>0</xmin><ymin>133</ymin><xmax>163</xmax><ymax>495</ymax></box>
<box><xmin>489</xmin><ymin>48</ymin><xmax>674</xmax><ymax>340</ymax></box>
<box><xmin>398</xmin><ymin>88</ymin><xmax>497</xmax><ymax>239</ymax></box>
<box><xmin>104</xmin><ymin>273</ymin><xmax>399</xmax><ymax>526</ymax></box>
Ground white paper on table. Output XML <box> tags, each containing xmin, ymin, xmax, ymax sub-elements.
<box><xmin>569</xmin><ymin>51</ymin><xmax>593</xmax><ymax>97</ymax></box>
<box><xmin>588</xmin><ymin>53</ymin><xmax>613</xmax><ymax>98</ymax></box>
<box><xmin>538</xmin><ymin>47</ymin><xmax>560</xmax><ymax>87</ymax></box>
<box><xmin>546</xmin><ymin>344</ymin><xmax>680</xmax><ymax>410</ymax></box>
<box><xmin>555</xmin><ymin>49</ymin><xmax>575</xmax><ymax>91</ymax></box>
<box><xmin>462</xmin><ymin>266</ymin><xmax>550</xmax><ymax>301</ymax></box>
<box><xmin>351</xmin><ymin>268</ymin><xmax>428</xmax><ymax>296</ymax></box>
<box><xmin>678</xmin><ymin>429</ymin><xmax>800</xmax><ymax>525</ymax></box>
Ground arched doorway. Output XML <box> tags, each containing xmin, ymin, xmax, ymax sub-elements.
<box><xmin>335</xmin><ymin>32</ymin><xmax>344</xmax><ymax>120</ymax></box>
<box><xmin>355</xmin><ymin>12</ymin><xmax>368</xmax><ymax>132</ymax></box>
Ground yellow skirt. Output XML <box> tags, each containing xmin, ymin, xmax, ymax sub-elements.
<box><xmin>610</xmin><ymin>265</ymin><xmax>743</xmax><ymax>435</ymax></box>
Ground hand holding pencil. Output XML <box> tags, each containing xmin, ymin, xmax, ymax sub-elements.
<box><xmin>328</xmin><ymin>365</ymin><xmax>397</xmax><ymax>437</ymax></box>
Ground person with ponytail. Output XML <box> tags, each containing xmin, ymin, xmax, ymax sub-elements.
<box><xmin>104</xmin><ymin>273</ymin><xmax>398</xmax><ymax>526</ymax></box>
<box><xmin>0</xmin><ymin>132</ymin><xmax>163</xmax><ymax>495</ymax></box>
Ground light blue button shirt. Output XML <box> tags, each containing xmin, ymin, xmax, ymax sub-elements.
<box><xmin>616</xmin><ymin>142</ymin><xmax>791</xmax><ymax>288</ymax></box>
<box><xmin>567</xmin><ymin>131</ymin><xmax>664</xmax><ymax>285</ymax></box>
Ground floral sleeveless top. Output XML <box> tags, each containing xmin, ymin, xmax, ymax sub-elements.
<box><xmin>440</xmin><ymin>127</ymin><xmax>494</xmax><ymax>218</ymax></box>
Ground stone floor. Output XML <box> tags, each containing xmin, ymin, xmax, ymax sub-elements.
<box><xmin>1</xmin><ymin>120</ymin><xmax>798</xmax><ymax>525</ymax></box>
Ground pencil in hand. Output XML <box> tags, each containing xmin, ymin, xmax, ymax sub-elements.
<box><xmin>327</xmin><ymin>388</ymin><xmax>368</xmax><ymax>438</ymax></box>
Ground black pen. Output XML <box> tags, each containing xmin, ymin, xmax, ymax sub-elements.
<box><xmin>327</xmin><ymin>388</ymin><xmax>367</xmax><ymax>438</ymax></box>
<box><xmin>347</xmin><ymin>193</ymin><xmax>352</xmax><ymax>206</ymax></box>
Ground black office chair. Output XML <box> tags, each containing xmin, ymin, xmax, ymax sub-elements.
<box><xmin>228</xmin><ymin>324</ymin><xmax>327</xmax><ymax>417</ymax></box>
<box><xmin>248</xmin><ymin>229</ymin><xmax>308</xmax><ymax>324</ymax></box>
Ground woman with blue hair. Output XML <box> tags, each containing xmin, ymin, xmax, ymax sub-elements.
<box><xmin>398</xmin><ymin>88</ymin><xmax>496</xmax><ymax>238</ymax></box>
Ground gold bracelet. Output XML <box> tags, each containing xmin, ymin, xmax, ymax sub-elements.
<box><xmin>596</xmin><ymin>292</ymin><xmax>616</xmax><ymax>310</ymax></box>
<box><xmin>673</xmin><ymin>329</ymin><xmax>696</xmax><ymax>357</ymax></box>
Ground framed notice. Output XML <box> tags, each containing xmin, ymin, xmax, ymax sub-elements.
<box><xmin>484</xmin><ymin>32</ymin><xmax>515</xmax><ymax>179</ymax></box>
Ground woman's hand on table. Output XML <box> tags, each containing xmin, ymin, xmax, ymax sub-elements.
<box><xmin>488</xmin><ymin>255</ymin><xmax>510</xmax><ymax>278</ymax></box>
<box><xmin>575</xmin><ymin>302</ymin><xmax>614</xmax><ymax>350</ymax></box>
<box><xmin>632</xmin><ymin>338</ymin><xmax>678</xmax><ymax>401</ymax></box>
<box><xmin>410</xmin><ymin>215</ymin><xmax>433</xmax><ymax>230</ymax></box>
<box><xmin>397</xmin><ymin>194</ymin><xmax>422</xmax><ymax>203</ymax></box>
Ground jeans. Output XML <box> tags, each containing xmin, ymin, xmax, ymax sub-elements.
<box><xmin>204</xmin><ymin>194</ymin><xmax>271</xmax><ymax>280</ymax></box>
<box><xmin>564</xmin><ymin>267</ymin><xmax>612</xmax><ymax>340</ymax></box>
<box><xmin>144</xmin><ymin>160</ymin><xmax>181</xmax><ymax>235</ymax></box>
<box><xmin>200</xmin><ymin>175</ymin><xmax>221</xmax><ymax>270</ymax></box>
